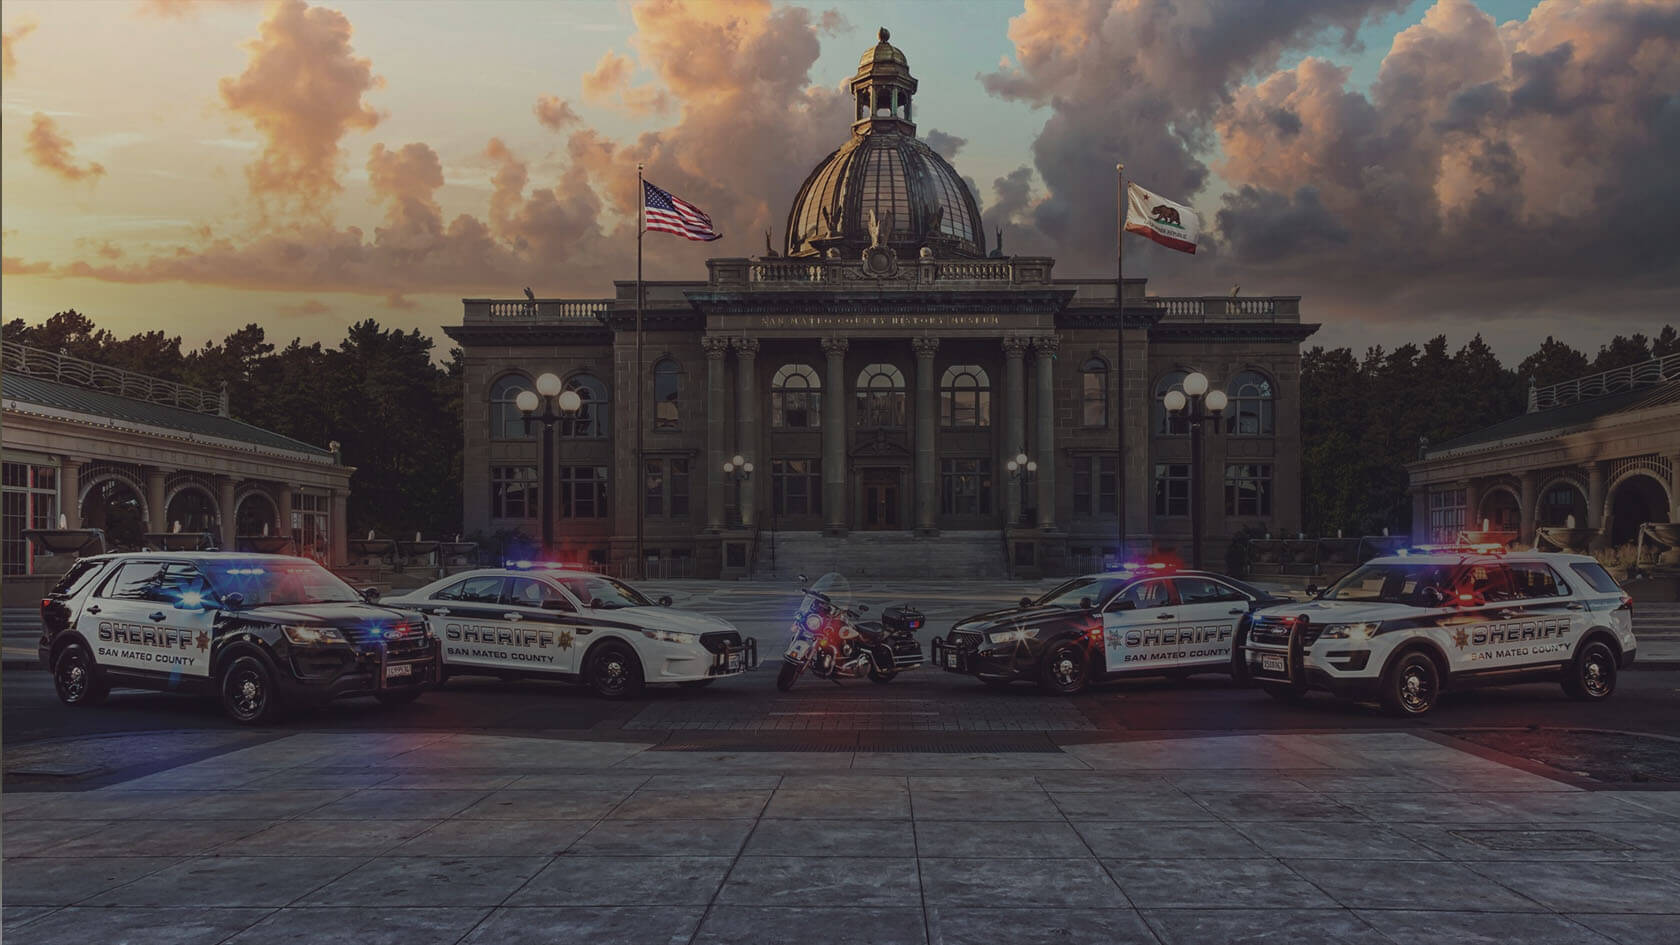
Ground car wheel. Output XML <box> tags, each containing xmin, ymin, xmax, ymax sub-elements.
<box><xmin>220</xmin><ymin>653</ymin><xmax>282</xmax><ymax>725</ymax></box>
<box><xmin>53</xmin><ymin>642</ymin><xmax>108</xmax><ymax>707</ymax></box>
<box><xmin>1563</xmin><ymin>640</ymin><xmax>1617</xmax><ymax>702</ymax></box>
<box><xmin>679</xmin><ymin>678</ymin><xmax>715</xmax><ymax>689</ymax></box>
<box><xmin>1037</xmin><ymin>640</ymin><xmax>1088</xmax><ymax>695</ymax></box>
<box><xmin>586</xmin><ymin>641</ymin><xmax>644</xmax><ymax>699</ymax></box>
<box><xmin>375</xmin><ymin>688</ymin><xmax>423</xmax><ymax>706</ymax></box>
<box><xmin>1380</xmin><ymin>650</ymin><xmax>1440</xmax><ymax>717</ymax></box>
<box><xmin>1261</xmin><ymin>681</ymin><xmax>1306</xmax><ymax>703</ymax></box>
<box><xmin>776</xmin><ymin>661</ymin><xmax>803</xmax><ymax>692</ymax></box>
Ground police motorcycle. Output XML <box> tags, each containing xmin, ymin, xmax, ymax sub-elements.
<box><xmin>776</xmin><ymin>572</ymin><xmax>926</xmax><ymax>692</ymax></box>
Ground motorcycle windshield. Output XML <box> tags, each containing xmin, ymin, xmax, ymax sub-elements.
<box><xmin>806</xmin><ymin>571</ymin><xmax>850</xmax><ymax>611</ymax></box>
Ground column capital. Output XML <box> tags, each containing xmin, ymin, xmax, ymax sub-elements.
<box><xmin>731</xmin><ymin>337</ymin><xmax>760</xmax><ymax>357</ymax></box>
<box><xmin>1002</xmin><ymin>336</ymin><xmax>1032</xmax><ymax>358</ymax></box>
<box><xmin>701</xmin><ymin>335</ymin><xmax>731</xmax><ymax>359</ymax></box>
<box><xmin>910</xmin><ymin>336</ymin><xmax>940</xmax><ymax>359</ymax></box>
<box><xmin>821</xmin><ymin>336</ymin><xmax>849</xmax><ymax>358</ymax></box>
<box><xmin>1031</xmin><ymin>335</ymin><xmax>1060</xmax><ymax>356</ymax></box>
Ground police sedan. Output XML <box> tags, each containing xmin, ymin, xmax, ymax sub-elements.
<box><xmin>383</xmin><ymin>564</ymin><xmax>756</xmax><ymax>698</ymax></box>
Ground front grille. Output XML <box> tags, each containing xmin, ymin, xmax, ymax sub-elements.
<box><xmin>342</xmin><ymin>622</ymin><xmax>430</xmax><ymax>659</ymax></box>
<box><xmin>948</xmin><ymin>629</ymin><xmax>984</xmax><ymax>649</ymax></box>
<box><xmin>700</xmin><ymin>630</ymin><xmax>742</xmax><ymax>654</ymax></box>
<box><xmin>1250</xmin><ymin>619</ymin><xmax>1322</xmax><ymax>647</ymax></box>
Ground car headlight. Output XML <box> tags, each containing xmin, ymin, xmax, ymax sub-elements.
<box><xmin>1319</xmin><ymin>622</ymin><xmax>1380</xmax><ymax>640</ymax></box>
<box><xmin>282</xmin><ymin>625</ymin><xmax>346</xmax><ymax>645</ymax></box>
<box><xmin>642</xmin><ymin>628</ymin><xmax>697</xmax><ymax>645</ymax></box>
<box><xmin>987</xmin><ymin>627</ymin><xmax>1040</xmax><ymax>645</ymax></box>
<box><xmin>803</xmin><ymin>613</ymin><xmax>824</xmax><ymax>631</ymax></box>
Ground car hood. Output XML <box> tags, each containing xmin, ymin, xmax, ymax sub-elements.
<box><xmin>596</xmin><ymin>606</ymin><xmax>735</xmax><ymax>636</ymax></box>
<box><xmin>1252</xmin><ymin>599</ymin><xmax>1406</xmax><ymax>624</ymax></box>
<box><xmin>953</xmin><ymin>604</ymin><xmax>1084</xmax><ymax>633</ymax></box>
<box><xmin>230</xmin><ymin>602</ymin><xmax>411</xmax><ymax>626</ymax></box>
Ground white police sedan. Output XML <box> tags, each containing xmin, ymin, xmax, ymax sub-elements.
<box><xmin>383</xmin><ymin>564</ymin><xmax>756</xmax><ymax>698</ymax></box>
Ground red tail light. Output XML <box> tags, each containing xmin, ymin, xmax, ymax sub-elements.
<box><xmin>1617</xmin><ymin>596</ymin><xmax>1633</xmax><ymax>612</ymax></box>
<box><xmin>40</xmin><ymin>597</ymin><xmax>51</xmax><ymax>614</ymax></box>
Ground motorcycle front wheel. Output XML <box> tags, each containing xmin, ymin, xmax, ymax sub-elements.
<box><xmin>776</xmin><ymin>660</ymin><xmax>803</xmax><ymax>692</ymax></box>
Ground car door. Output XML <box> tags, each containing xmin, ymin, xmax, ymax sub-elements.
<box><xmin>1501</xmin><ymin>560</ymin><xmax>1579</xmax><ymax>668</ymax></box>
<box><xmin>421</xmin><ymin>575</ymin><xmax>513</xmax><ymax>671</ymax></box>
<box><xmin>1440</xmin><ymin>562</ymin><xmax>1531</xmax><ymax>676</ymax></box>
<box><xmin>499</xmin><ymin>577</ymin><xmax>588</xmax><ymax>675</ymax></box>
<box><xmin>1168</xmin><ymin>576</ymin><xmax>1250</xmax><ymax>669</ymax></box>
<box><xmin>78</xmin><ymin>560</ymin><xmax>214</xmax><ymax>683</ymax></box>
<box><xmin>1100</xmin><ymin>578</ymin><xmax>1181</xmax><ymax>672</ymax></box>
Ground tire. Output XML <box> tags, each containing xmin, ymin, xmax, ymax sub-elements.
<box><xmin>776</xmin><ymin>660</ymin><xmax>803</xmax><ymax>692</ymax></box>
<box><xmin>1380</xmin><ymin>650</ymin><xmax>1441</xmax><ymax>717</ymax></box>
<box><xmin>1037</xmin><ymin>640</ymin><xmax>1089</xmax><ymax>695</ymax></box>
<box><xmin>586</xmin><ymin>641</ymin><xmax>644</xmax><ymax>699</ymax></box>
<box><xmin>1563</xmin><ymin>639</ymin><xmax>1617</xmax><ymax>702</ymax></box>
<box><xmin>52</xmin><ymin>642</ymin><xmax>108</xmax><ymax>707</ymax></box>
<box><xmin>679</xmin><ymin>678</ymin><xmax>715</xmax><ymax>689</ymax></box>
<box><xmin>375</xmin><ymin>688</ymin><xmax>423</xmax><ymax>706</ymax></box>
<box><xmin>219</xmin><ymin>653</ymin><xmax>282</xmax><ymax>725</ymax></box>
<box><xmin>1262</xmin><ymin>681</ymin><xmax>1306</xmax><ymax>703</ymax></box>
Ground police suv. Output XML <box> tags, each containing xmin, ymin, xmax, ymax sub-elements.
<box><xmin>384</xmin><ymin>564</ymin><xmax>757</xmax><ymax>699</ymax></box>
<box><xmin>933</xmin><ymin>565</ymin><xmax>1291</xmax><ymax>694</ymax></box>
<box><xmin>1242</xmin><ymin>547</ymin><xmax>1636</xmax><ymax>716</ymax></box>
<box><xmin>41</xmin><ymin>552</ymin><xmax>438</xmax><ymax>724</ymax></box>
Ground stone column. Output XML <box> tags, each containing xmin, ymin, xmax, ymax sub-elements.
<box><xmin>1410</xmin><ymin>487</ymin><xmax>1429</xmax><ymax>543</ymax></box>
<box><xmin>1518</xmin><ymin>470</ymin><xmax>1539</xmax><ymax>547</ymax></box>
<box><xmin>146</xmin><ymin>467</ymin><xmax>168</xmax><ymax>534</ymax></box>
<box><xmin>1668</xmin><ymin>454</ymin><xmax>1680</xmax><ymax>522</ymax></box>
<box><xmin>329</xmin><ymin>489</ymin><xmax>349</xmax><ymax>567</ymax></box>
<box><xmin>821</xmin><ymin>337</ymin><xmax>849</xmax><ymax>534</ymax></box>
<box><xmin>732</xmin><ymin>337</ymin><xmax>760</xmax><ymax>528</ymax></box>
<box><xmin>1002</xmin><ymin>336</ymin><xmax>1030</xmax><ymax>525</ymax></box>
<box><xmin>1033</xmin><ymin>336</ymin><xmax>1059</xmax><ymax>529</ymax></box>
<box><xmin>912</xmin><ymin>337</ymin><xmax>940</xmax><ymax>535</ymax></box>
<box><xmin>277</xmin><ymin>484</ymin><xmax>294</xmax><ymax>540</ymax></box>
<box><xmin>1585</xmin><ymin>462</ymin><xmax>1606</xmax><ymax>530</ymax></box>
<box><xmin>216</xmin><ymin>475</ymin><xmax>238</xmax><ymax>551</ymax></box>
<box><xmin>1462</xmin><ymin>479</ymin><xmax>1481</xmax><ymax>535</ymax></box>
<box><xmin>702</xmin><ymin>336</ymin><xmax>730</xmax><ymax>532</ymax></box>
<box><xmin>59</xmin><ymin>458</ymin><xmax>83</xmax><ymax>529</ymax></box>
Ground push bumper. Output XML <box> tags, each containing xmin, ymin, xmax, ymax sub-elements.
<box><xmin>931</xmin><ymin>637</ymin><xmax>1023</xmax><ymax>681</ymax></box>
<box><xmin>278</xmin><ymin>639</ymin><xmax>439</xmax><ymax>706</ymax></box>
<box><xmin>707</xmin><ymin>638</ymin><xmax>759</xmax><ymax>677</ymax></box>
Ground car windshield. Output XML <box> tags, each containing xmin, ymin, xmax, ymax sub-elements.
<box><xmin>1035</xmin><ymin>577</ymin><xmax>1126</xmax><ymax>608</ymax></box>
<box><xmin>202</xmin><ymin>558</ymin><xmax>361</xmax><ymax>607</ymax></box>
<box><xmin>1321</xmin><ymin>563</ymin><xmax>1457</xmax><ymax>606</ymax></box>
<box><xmin>555</xmin><ymin>575</ymin><xmax>651</xmax><ymax>609</ymax></box>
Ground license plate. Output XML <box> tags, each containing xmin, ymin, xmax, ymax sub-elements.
<box><xmin>385</xmin><ymin>663</ymin><xmax>414</xmax><ymax>679</ymax></box>
<box><xmin>788</xmin><ymin>639</ymin><xmax>811</xmax><ymax>659</ymax></box>
<box><xmin>727</xmin><ymin>653</ymin><xmax>741</xmax><ymax>672</ymax></box>
<box><xmin>1261</xmin><ymin>655</ymin><xmax>1286</xmax><ymax>673</ymax></box>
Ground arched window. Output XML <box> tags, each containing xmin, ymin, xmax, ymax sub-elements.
<box><xmin>653</xmin><ymin>358</ymin><xmax>681</xmax><ymax>431</ymax></box>
<box><xmin>1224</xmin><ymin>370</ymin><xmax>1275</xmax><ymax>436</ymax></box>
<box><xmin>772</xmin><ymin>364</ymin><xmax>821</xmax><ymax>429</ymax></box>
<box><xmin>1154</xmin><ymin>371</ymin><xmax>1188</xmax><ymax>435</ymax></box>
<box><xmin>855</xmin><ymin>363</ymin><xmax>906</xmax><ymax>428</ymax></box>
<box><xmin>490</xmin><ymin>374</ymin><xmax>532</xmax><ymax>440</ymax></box>
<box><xmin>560</xmin><ymin>374</ymin><xmax>609</xmax><ymax>439</ymax></box>
<box><xmin>941</xmin><ymin>365</ymin><xmax>991</xmax><ymax>428</ymax></box>
<box><xmin>1081</xmin><ymin>356</ymin><xmax>1108</xmax><ymax>427</ymax></box>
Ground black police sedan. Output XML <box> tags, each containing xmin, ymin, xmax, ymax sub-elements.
<box><xmin>40</xmin><ymin>552</ymin><xmax>438</xmax><ymax>724</ymax></box>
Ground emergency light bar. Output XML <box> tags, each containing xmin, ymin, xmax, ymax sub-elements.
<box><xmin>1107</xmin><ymin>561</ymin><xmax>1172</xmax><ymax>573</ymax></box>
<box><xmin>505</xmin><ymin>560</ymin><xmax>587</xmax><ymax>571</ymax></box>
<box><xmin>1396</xmin><ymin>542</ymin><xmax>1507</xmax><ymax>556</ymax></box>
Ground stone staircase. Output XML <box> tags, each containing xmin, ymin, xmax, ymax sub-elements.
<box><xmin>751</xmin><ymin>530</ymin><xmax>1009</xmax><ymax>580</ymax></box>
<box><xmin>1636</xmin><ymin>602</ymin><xmax>1680</xmax><ymax>640</ymax></box>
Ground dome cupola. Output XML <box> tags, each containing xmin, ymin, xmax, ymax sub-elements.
<box><xmin>783</xmin><ymin>28</ymin><xmax>985</xmax><ymax>259</ymax></box>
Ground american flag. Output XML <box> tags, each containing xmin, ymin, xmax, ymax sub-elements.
<box><xmin>642</xmin><ymin>179</ymin><xmax>721</xmax><ymax>242</ymax></box>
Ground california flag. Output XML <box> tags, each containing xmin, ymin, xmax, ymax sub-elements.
<box><xmin>1124</xmin><ymin>182</ymin><xmax>1200</xmax><ymax>254</ymax></box>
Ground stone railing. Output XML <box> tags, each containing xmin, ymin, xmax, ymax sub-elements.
<box><xmin>462</xmin><ymin>298</ymin><xmax>614</xmax><ymax>322</ymax></box>
<box><xmin>721</xmin><ymin>255</ymin><xmax>1056</xmax><ymax>287</ymax></box>
<box><xmin>1529</xmin><ymin>353</ymin><xmax>1680</xmax><ymax>412</ymax></box>
<box><xmin>1147</xmin><ymin>297</ymin><xmax>1296</xmax><ymax>320</ymax></box>
<box><xmin>2</xmin><ymin>340</ymin><xmax>228</xmax><ymax>415</ymax></box>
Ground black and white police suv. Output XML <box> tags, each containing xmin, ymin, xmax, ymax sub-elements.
<box><xmin>40</xmin><ymin>552</ymin><xmax>438</xmax><ymax>724</ymax></box>
<box><xmin>1242</xmin><ymin>546</ymin><xmax>1637</xmax><ymax>716</ymax></box>
<box><xmin>932</xmin><ymin>565</ymin><xmax>1292</xmax><ymax>694</ymax></box>
<box><xmin>383</xmin><ymin>563</ymin><xmax>757</xmax><ymax>699</ymax></box>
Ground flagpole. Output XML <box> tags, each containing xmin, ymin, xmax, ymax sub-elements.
<box><xmin>635</xmin><ymin>162</ymin><xmax>646</xmax><ymax>580</ymax></box>
<box><xmin>1116</xmin><ymin>161</ymin><xmax>1128</xmax><ymax>562</ymax></box>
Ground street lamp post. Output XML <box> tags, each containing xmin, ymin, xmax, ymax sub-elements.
<box><xmin>1162</xmin><ymin>371</ymin><xmax>1228</xmax><ymax>570</ymax></box>
<box><xmin>516</xmin><ymin>372</ymin><xmax>583</xmax><ymax>556</ymax></box>
<box><xmin>722</xmin><ymin>454</ymin><xmax>754</xmax><ymax>529</ymax></box>
<box><xmin>1006</xmin><ymin>452</ymin><xmax>1038</xmax><ymax>527</ymax></box>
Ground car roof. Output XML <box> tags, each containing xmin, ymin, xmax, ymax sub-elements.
<box><xmin>436</xmin><ymin>567</ymin><xmax>599</xmax><ymax>581</ymax></box>
<box><xmin>1072</xmin><ymin>568</ymin><xmax>1235</xmax><ymax>582</ymax></box>
<box><xmin>1364</xmin><ymin>551</ymin><xmax>1599</xmax><ymax>566</ymax></box>
<box><xmin>78</xmin><ymin>552</ymin><xmax>317</xmax><ymax>564</ymax></box>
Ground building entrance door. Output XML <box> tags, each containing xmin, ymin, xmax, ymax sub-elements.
<box><xmin>860</xmin><ymin>468</ymin><xmax>902</xmax><ymax>530</ymax></box>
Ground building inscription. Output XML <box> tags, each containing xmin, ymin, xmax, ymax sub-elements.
<box><xmin>756</xmin><ymin>314</ymin><xmax>1003</xmax><ymax>330</ymax></box>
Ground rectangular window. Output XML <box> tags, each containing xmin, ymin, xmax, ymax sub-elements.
<box><xmin>490</xmin><ymin>466</ymin><xmax>538</xmax><ymax>519</ymax></box>
<box><xmin>3</xmin><ymin>461</ymin><xmax>59</xmax><ymax>576</ymax></box>
<box><xmin>1072</xmin><ymin>456</ymin><xmax>1119</xmax><ymax>517</ymax></box>
<box><xmin>1073</xmin><ymin>460</ymin><xmax>1092</xmax><ymax>515</ymax></box>
<box><xmin>1154</xmin><ymin>463</ymin><xmax>1190</xmax><ymax>517</ymax></box>
<box><xmin>940</xmin><ymin>458</ymin><xmax>992</xmax><ymax>516</ymax></box>
<box><xmin>772</xmin><ymin>459</ymin><xmax>822</xmax><ymax>516</ymax></box>
<box><xmin>560</xmin><ymin>466</ymin><xmax>609</xmax><ymax>519</ymax></box>
<box><xmin>1428</xmin><ymin>488</ymin><xmax>1466</xmax><ymax>544</ymax></box>
<box><xmin>644</xmin><ymin>461</ymin><xmax>664</xmax><ymax>517</ymax></box>
<box><xmin>1224</xmin><ymin>464</ymin><xmax>1273</xmax><ymax>517</ymax></box>
<box><xmin>293</xmin><ymin>493</ymin><xmax>329</xmax><ymax>562</ymax></box>
<box><xmin>1097</xmin><ymin>456</ymin><xmax>1118</xmax><ymax>515</ymax></box>
<box><xmin>644</xmin><ymin>459</ymin><xmax>690</xmax><ymax>518</ymax></box>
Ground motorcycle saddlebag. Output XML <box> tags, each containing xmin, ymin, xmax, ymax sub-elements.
<box><xmin>882</xmin><ymin>605</ymin><xmax>926</xmax><ymax>633</ymax></box>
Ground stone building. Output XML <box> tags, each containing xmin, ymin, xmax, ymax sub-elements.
<box><xmin>1408</xmin><ymin>354</ymin><xmax>1680</xmax><ymax>549</ymax></box>
<box><xmin>448</xmin><ymin>31</ymin><xmax>1317</xmax><ymax>578</ymax></box>
<box><xmin>1</xmin><ymin>341</ymin><xmax>354</xmax><ymax>592</ymax></box>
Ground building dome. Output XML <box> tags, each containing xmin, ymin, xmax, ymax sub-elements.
<box><xmin>783</xmin><ymin>28</ymin><xmax>985</xmax><ymax>259</ymax></box>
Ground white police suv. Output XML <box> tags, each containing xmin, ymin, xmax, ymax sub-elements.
<box><xmin>1242</xmin><ymin>547</ymin><xmax>1636</xmax><ymax>716</ymax></box>
<box><xmin>383</xmin><ymin>563</ymin><xmax>756</xmax><ymax>698</ymax></box>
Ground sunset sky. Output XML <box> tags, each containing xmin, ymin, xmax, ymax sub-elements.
<box><xmin>3</xmin><ymin>0</ymin><xmax>1675</xmax><ymax>360</ymax></box>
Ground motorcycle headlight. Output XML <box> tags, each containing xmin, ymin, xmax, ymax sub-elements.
<box><xmin>642</xmin><ymin>628</ymin><xmax>697</xmax><ymax>645</ymax></box>
<box><xmin>987</xmin><ymin>627</ymin><xmax>1039</xmax><ymax>645</ymax></box>
<box><xmin>282</xmin><ymin>625</ymin><xmax>346</xmax><ymax>645</ymax></box>
<box><xmin>1319</xmin><ymin>622</ymin><xmax>1380</xmax><ymax>640</ymax></box>
<box><xmin>803</xmin><ymin>613</ymin><xmax>824</xmax><ymax>631</ymax></box>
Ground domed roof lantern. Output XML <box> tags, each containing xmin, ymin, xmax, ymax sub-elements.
<box><xmin>852</xmin><ymin>27</ymin><xmax>917</xmax><ymax>136</ymax></box>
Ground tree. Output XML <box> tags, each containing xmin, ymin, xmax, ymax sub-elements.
<box><xmin>1515</xmin><ymin>336</ymin><xmax>1590</xmax><ymax>389</ymax></box>
<box><xmin>1592</xmin><ymin>334</ymin><xmax>1653</xmax><ymax>372</ymax></box>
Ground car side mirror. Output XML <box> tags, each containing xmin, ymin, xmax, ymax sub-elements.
<box><xmin>222</xmin><ymin>592</ymin><xmax>245</xmax><ymax>610</ymax></box>
<box><xmin>590</xmin><ymin>598</ymin><xmax>605</xmax><ymax>609</ymax></box>
<box><xmin>1018</xmin><ymin>596</ymin><xmax>1034</xmax><ymax>609</ymax></box>
<box><xmin>1304</xmin><ymin>583</ymin><xmax>1319</xmax><ymax>597</ymax></box>
<box><xmin>1420</xmin><ymin>586</ymin><xmax>1447</xmax><ymax>608</ymax></box>
<box><xmin>1079</xmin><ymin>596</ymin><xmax>1094</xmax><ymax>611</ymax></box>
<box><xmin>857</xmin><ymin>603</ymin><xmax>869</xmax><ymax>613</ymax></box>
<box><xmin>796</xmin><ymin>573</ymin><xmax>807</xmax><ymax>584</ymax></box>
<box><xmin>360</xmin><ymin>586</ymin><xmax>381</xmax><ymax>604</ymax></box>
<box><xmin>659</xmin><ymin>595</ymin><xmax>673</xmax><ymax>607</ymax></box>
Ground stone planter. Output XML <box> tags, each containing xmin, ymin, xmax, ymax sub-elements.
<box><xmin>237</xmin><ymin>535</ymin><xmax>295</xmax><ymax>554</ymax></box>
<box><xmin>144</xmin><ymin>532</ymin><xmax>217</xmax><ymax>551</ymax></box>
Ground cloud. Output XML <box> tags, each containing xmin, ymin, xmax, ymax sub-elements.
<box><xmin>136</xmin><ymin>0</ymin><xmax>264</xmax><ymax>16</ymax></box>
<box><xmin>924</xmin><ymin>129</ymin><xmax>966</xmax><ymax>159</ymax></box>
<box><xmin>2</xmin><ymin>19</ymin><xmax>35</xmax><ymax>79</ymax></box>
<box><xmin>3</xmin><ymin>256</ymin><xmax>52</xmax><ymax>275</ymax></box>
<box><xmin>534</xmin><ymin>94</ymin><xmax>580</xmax><ymax>131</ymax></box>
<box><xmin>25</xmin><ymin>114</ymin><xmax>107</xmax><ymax>182</ymax></box>
<box><xmin>217</xmin><ymin>0</ymin><xmax>381</xmax><ymax>219</ymax></box>
<box><xmin>581</xmin><ymin>49</ymin><xmax>672</xmax><ymax>115</ymax></box>
<box><xmin>278</xmin><ymin>297</ymin><xmax>330</xmax><ymax>316</ymax></box>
